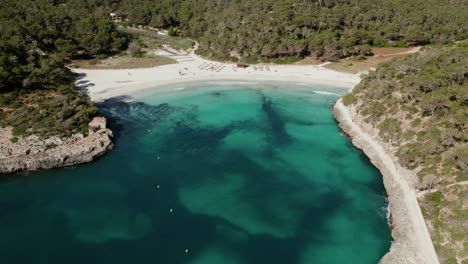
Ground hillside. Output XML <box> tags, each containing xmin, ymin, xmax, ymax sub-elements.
<box><xmin>342</xmin><ymin>43</ymin><xmax>467</xmax><ymax>263</ymax></box>
<box><xmin>110</xmin><ymin>0</ymin><xmax>467</xmax><ymax>62</ymax></box>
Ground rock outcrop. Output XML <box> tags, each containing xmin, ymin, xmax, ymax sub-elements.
<box><xmin>333</xmin><ymin>99</ymin><xmax>440</xmax><ymax>264</ymax></box>
<box><xmin>0</xmin><ymin>117</ymin><xmax>114</xmax><ymax>174</ymax></box>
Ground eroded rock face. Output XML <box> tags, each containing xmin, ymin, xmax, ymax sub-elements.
<box><xmin>332</xmin><ymin>100</ymin><xmax>439</xmax><ymax>264</ymax></box>
<box><xmin>0</xmin><ymin>117</ymin><xmax>114</xmax><ymax>174</ymax></box>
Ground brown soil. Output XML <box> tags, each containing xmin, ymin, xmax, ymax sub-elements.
<box><xmin>324</xmin><ymin>47</ymin><xmax>422</xmax><ymax>74</ymax></box>
<box><xmin>71</xmin><ymin>55</ymin><xmax>176</xmax><ymax>70</ymax></box>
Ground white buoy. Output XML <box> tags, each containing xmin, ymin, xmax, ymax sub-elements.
<box><xmin>170</xmin><ymin>209</ymin><xmax>173</xmax><ymax>212</ymax></box>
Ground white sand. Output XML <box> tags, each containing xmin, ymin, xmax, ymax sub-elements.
<box><xmin>73</xmin><ymin>49</ymin><xmax>360</xmax><ymax>101</ymax></box>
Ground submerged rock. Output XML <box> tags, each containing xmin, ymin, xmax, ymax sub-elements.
<box><xmin>0</xmin><ymin>117</ymin><xmax>114</xmax><ymax>174</ymax></box>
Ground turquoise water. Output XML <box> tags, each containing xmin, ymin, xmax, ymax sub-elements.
<box><xmin>0</xmin><ymin>81</ymin><xmax>391</xmax><ymax>264</ymax></box>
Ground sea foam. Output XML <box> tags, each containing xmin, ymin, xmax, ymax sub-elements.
<box><xmin>313</xmin><ymin>90</ymin><xmax>341</xmax><ymax>96</ymax></box>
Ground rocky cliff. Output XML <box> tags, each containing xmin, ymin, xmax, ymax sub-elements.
<box><xmin>0</xmin><ymin>117</ymin><xmax>114</xmax><ymax>174</ymax></box>
<box><xmin>333</xmin><ymin>99</ymin><xmax>440</xmax><ymax>264</ymax></box>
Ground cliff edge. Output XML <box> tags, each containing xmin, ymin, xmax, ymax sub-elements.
<box><xmin>333</xmin><ymin>99</ymin><xmax>440</xmax><ymax>264</ymax></box>
<box><xmin>0</xmin><ymin>117</ymin><xmax>114</xmax><ymax>174</ymax></box>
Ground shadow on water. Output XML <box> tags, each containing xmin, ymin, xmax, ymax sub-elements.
<box><xmin>0</xmin><ymin>87</ymin><xmax>390</xmax><ymax>264</ymax></box>
<box><xmin>94</xmin><ymin>98</ymin><xmax>354</xmax><ymax>264</ymax></box>
<box><xmin>258</xmin><ymin>91</ymin><xmax>292</xmax><ymax>146</ymax></box>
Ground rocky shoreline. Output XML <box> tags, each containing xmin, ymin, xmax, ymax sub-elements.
<box><xmin>333</xmin><ymin>99</ymin><xmax>440</xmax><ymax>264</ymax></box>
<box><xmin>0</xmin><ymin>117</ymin><xmax>114</xmax><ymax>174</ymax></box>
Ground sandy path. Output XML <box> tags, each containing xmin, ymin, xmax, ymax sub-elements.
<box><xmin>333</xmin><ymin>100</ymin><xmax>439</xmax><ymax>264</ymax></box>
<box><xmin>377</xmin><ymin>47</ymin><xmax>422</xmax><ymax>57</ymax></box>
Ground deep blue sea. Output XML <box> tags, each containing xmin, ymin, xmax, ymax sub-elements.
<box><xmin>0</xmin><ymin>81</ymin><xmax>391</xmax><ymax>264</ymax></box>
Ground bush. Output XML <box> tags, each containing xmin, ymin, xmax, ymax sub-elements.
<box><xmin>85</xmin><ymin>107</ymin><xmax>100</xmax><ymax>117</ymax></box>
<box><xmin>378</xmin><ymin>118</ymin><xmax>401</xmax><ymax>142</ymax></box>
<box><xmin>80</xmin><ymin>126</ymin><xmax>88</xmax><ymax>136</ymax></box>
<box><xmin>168</xmin><ymin>27</ymin><xmax>177</xmax><ymax>37</ymax></box>
<box><xmin>411</xmin><ymin>118</ymin><xmax>422</xmax><ymax>127</ymax></box>
<box><xmin>132</xmin><ymin>53</ymin><xmax>145</xmax><ymax>58</ymax></box>
<box><xmin>89</xmin><ymin>59</ymin><xmax>100</xmax><ymax>65</ymax></box>
<box><xmin>95</xmin><ymin>54</ymin><xmax>108</xmax><ymax>59</ymax></box>
<box><xmin>12</xmin><ymin>124</ymin><xmax>27</xmax><ymax>136</ymax></box>
<box><xmin>342</xmin><ymin>93</ymin><xmax>358</xmax><ymax>106</ymax></box>
<box><xmin>273</xmin><ymin>56</ymin><xmax>302</xmax><ymax>64</ymax></box>
<box><xmin>10</xmin><ymin>137</ymin><xmax>18</xmax><ymax>143</ymax></box>
<box><xmin>0</xmin><ymin>94</ymin><xmax>15</xmax><ymax>106</ymax></box>
<box><xmin>244</xmin><ymin>56</ymin><xmax>259</xmax><ymax>64</ymax></box>
<box><xmin>428</xmin><ymin>191</ymin><xmax>443</xmax><ymax>204</ymax></box>
<box><xmin>46</xmin><ymin>143</ymin><xmax>58</xmax><ymax>149</ymax></box>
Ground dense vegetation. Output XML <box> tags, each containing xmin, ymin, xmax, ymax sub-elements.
<box><xmin>0</xmin><ymin>0</ymin><xmax>127</xmax><ymax>138</ymax></box>
<box><xmin>110</xmin><ymin>0</ymin><xmax>467</xmax><ymax>61</ymax></box>
<box><xmin>4</xmin><ymin>0</ymin><xmax>465</xmax><ymax>62</ymax></box>
<box><xmin>343</xmin><ymin>43</ymin><xmax>467</xmax><ymax>263</ymax></box>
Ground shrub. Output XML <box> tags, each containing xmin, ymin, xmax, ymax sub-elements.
<box><xmin>89</xmin><ymin>59</ymin><xmax>100</xmax><ymax>65</ymax></box>
<box><xmin>273</xmin><ymin>56</ymin><xmax>302</xmax><ymax>64</ymax></box>
<box><xmin>132</xmin><ymin>53</ymin><xmax>145</xmax><ymax>58</ymax></box>
<box><xmin>95</xmin><ymin>54</ymin><xmax>108</xmax><ymax>59</ymax></box>
<box><xmin>244</xmin><ymin>56</ymin><xmax>259</xmax><ymax>64</ymax></box>
<box><xmin>10</xmin><ymin>137</ymin><xmax>18</xmax><ymax>143</ymax></box>
<box><xmin>342</xmin><ymin>93</ymin><xmax>358</xmax><ymax>106</ymax></box>
<box><xmin>85</xmin><ymin>107</ymin><xmax>100</xmax><ymax>117</ymax></box>
<box><xmin>12</xmin><ymin>124</ymin><xmax>27</xmax><ymax>136</ymax></box>
<box><xmin>411</xmin><ymin>118</ymin><xmax>422</xmax><ymax>127</ymax></box>
<box><xmin>80</xmin><ymin>126</ymin><xmax>88</xmax><ymax>136</ymax></box>
<box><xmin>428</xmin><ymin>191</ymin><xmax>443</xmax><ymax>205</ymax></box>
<box><xmin>46</xmin><ymin>144</ymin><xmax>58</xmax><ymax>149</ymax></box>
<box><xmin>168</xmin><ymin>27</ymin><xmax>177</xmax><ymax>37</ymax></box>
<box><xmin>0</xmin><ymin>94</ymin><xmax>15</xmax><ymax>106</ymax></box>
<box><xmin>378</xmin><ymin>118</ymin><xmax>401</xmax><ymax>142</ymax></box>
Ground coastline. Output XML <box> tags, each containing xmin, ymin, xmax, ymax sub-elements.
<box><xmin>73</xmin><ymin>54</ymin><xmax>438</xmax><ymax>263</ymax></box>
<box><xmin>0</xmin><ymin>117</ymin><xmax>113</xmax><ymax>174</ymax></box>
<box><xmin>74</xmin><ymin>51</ymin><xmax>360</xmax><ymax>102</ymax></box>
<box><xmin>333</xmin><ymin>99</ymin><xmax>439</xmax><ymax>264</ymax></box>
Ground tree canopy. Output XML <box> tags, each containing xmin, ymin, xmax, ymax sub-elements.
<box><xmin>111</xmin><ymin>0</ymin><xmax>467</xmax><ymax>61</ymax></box>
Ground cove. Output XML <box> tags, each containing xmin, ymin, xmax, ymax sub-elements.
<box><xmin>0</xmin><ymin>81</ymin><xmax>391</xmax><ymax>264</ymax></box>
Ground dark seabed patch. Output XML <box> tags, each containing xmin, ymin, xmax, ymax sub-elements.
<box><xmin>0</xmin><ymin>82</ymin><xmax>390</xmax><ymax>264</ymax></box>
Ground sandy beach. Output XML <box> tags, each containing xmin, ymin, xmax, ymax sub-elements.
<box><xmin>73</xmin><ymin>48</ymin><xmax>361</xmax><ymax>101</ymax></box>
<box><xmin>73</xmin><ymin>48</ymin><xmax>439</xmax><ymax>264</ymax></box>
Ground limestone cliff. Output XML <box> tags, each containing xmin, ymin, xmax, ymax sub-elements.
<box><xmin>333</xmin><ymin>99</ymin><xmax>440</xmax><ymax>264</ymax></box>
<box><xmin>0</xmin><ymin>117</ymin><xmax>114</xmax><ymax>174</ymax></box>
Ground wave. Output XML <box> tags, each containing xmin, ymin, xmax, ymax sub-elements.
<box><xmin>208</xmin><ymin>81</ymin><xmax>258</xmax><ymax>86</ymax></box>
<box><xmin>174</xmin><ymin>87</ymin><xmax>185</xmax><ymax>90</ymax></box>
<box><xmin>313</xmin><ymin>90</ymin><xmax>341</xmax><ymax>96</ymax></box>
<box><xmin>378</xmin><ymin>195</ymin><xmax>391</xmax><ymax>227</ymax></box>
<box><xmin>295</xmin><ymin>82</ymin><xmax>313</xmax><ymax>87</ymax></box>
<box><xmin>386</xmin><ymin>204</ymin><xmax>391</xmax><ymax>226</ymax></box>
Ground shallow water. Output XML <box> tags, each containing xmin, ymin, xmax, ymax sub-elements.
<box><xmin>0</xmin><ymin>81</ymin><xmax>391</xmax><ymax>264</ymax></box>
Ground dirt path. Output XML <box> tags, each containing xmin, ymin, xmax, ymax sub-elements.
<box><xmin>376</xmin><ymin>47</ymin><xmax>422</xmax><ymax>57</ymax></box>
<box><xmin>417</xmin><ymin>181</ymin><xmax>468</xmax><ymax>198</ymax></box>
